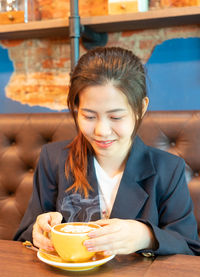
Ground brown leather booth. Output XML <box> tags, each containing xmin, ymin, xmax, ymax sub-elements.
<box><xmin>0</xmin><ymin>111</ymin><xmax>199</xmax><ymax>240</ymax></box>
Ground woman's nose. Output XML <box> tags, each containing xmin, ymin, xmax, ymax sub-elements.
<box><xmin>94</xmin><ymin>119</ymin><xmax>112</xmax><ymax>137</ymax></box>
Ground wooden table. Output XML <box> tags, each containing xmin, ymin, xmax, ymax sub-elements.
<box><xmin>144</xmin><ymin>254</ymin><xmax>200</xmax><ymax>277</ymax></box>
<box><xmin>0</xmin><ymin>240</ymin><xmax>200</xmax><ymax>277</ymax></box>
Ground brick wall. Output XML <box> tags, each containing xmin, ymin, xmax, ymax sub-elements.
<box><xmin>0</xmin><ymin>0</ymin><xmax>200</xmax><ymax>111</ymax></box>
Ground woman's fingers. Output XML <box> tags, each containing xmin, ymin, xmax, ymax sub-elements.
<box><xmin>88</xmin><ymin>219</ymin><xmax>121</xmax><ymax>238</ymax></box>
<box><xmin>84</xmin><ymin>231</ymin><xmax>133</xmax><ymax>255</ymax></box>
<box><xmin>95</xmin><ymin>219</ymin><xmax>110</xmax><ymax>227</ymax></box>
<box><xmin>32</xmin><ymin>212</ymin><xmax>63</xmax><ymax>251</ymax></box>
<box><xmin>49</xmin><ymin>212</ymin><xmax>63</xmax><ymax>227</ymax></box>
<box><xmin>85</xmin><ymin>232</ymin><xmax>121</xmax><ymax>249</ymax></box>
<box><xmin>36</xmin><ymin>212</ymin><xmax>62</xmax><ymax>231</ymax></box>
<box><xmin>32</xmin><ymin>221</ymin><xmax>54</xmax><ymax>251</ymax></box>
<box><xmin>36</xmin><ymin>213</ymin><xmax>52</xmax><ymax>232</ymax></box>
<box><xmin>85</xmin><ymin>219</ymin><xmax>128</xmax><ymax>254</ymax></box>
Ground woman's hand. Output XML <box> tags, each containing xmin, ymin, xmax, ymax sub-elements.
<box><xmin>84</xmin><ymin>218</ymin><xmax>156</xmax><ymax>256</ymax></box>
<box><xmin>32</xmin><ymin>212</ymin><xmax>63</xmax><ymax>251</ymax></box>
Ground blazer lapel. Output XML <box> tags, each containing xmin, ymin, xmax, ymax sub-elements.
<box><xmin>110</xmin><ymin>136</ymin><xmax>156</xmax><ymax>220</ymax></box>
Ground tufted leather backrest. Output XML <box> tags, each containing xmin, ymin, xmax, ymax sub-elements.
<box><xmin>0</xmin><ymin>111</ymin><xmax>199</xmax><ymax>240</ymax></box>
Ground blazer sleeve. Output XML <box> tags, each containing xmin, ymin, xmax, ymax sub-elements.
<box><xmin>140</xmin><ymin>158</ymin><xmax>200</xmax><ymax>256</ymax></box>
<box><xmin>13</xmin><ymin>144</ymin><xmax>58</xmax><ymax>242</ymax></box>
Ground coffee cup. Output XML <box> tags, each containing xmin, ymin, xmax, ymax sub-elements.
<box><xmin>51</xmin><ymin>222</ymin><xmax>100</xmax><ymax>262</ymax></box>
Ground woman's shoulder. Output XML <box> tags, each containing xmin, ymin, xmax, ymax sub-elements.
<box><xmin>135</xmin><ymin>137</ymin><xmax>187</xmax><ymax>192</ymax></box>
<box><xmin>37</xmin><ymin>140</ymin><xmax>72</xmax><ymax>171</ymax></box>
<box><xmin>42</xmin><ymin>139</ymin><xmax>71</xmax><ymax>151</ymax></box>
<box><xmin>136</xmin><ymin>136</ymin><xmax>185</xmax><ymax>170</ymax></box>
<box><xmin>142</xmin><ymin>140</ymin><xmax>186</xmax><ymax>178</ymax></box>
<box><xmin>39</xmin><ymin>139</ymin><xmax>72</xmax><ymax>160</ymax></box>
<box><xmin>147</xmin><ymin>143</ymin><xmax>184</xmax><ymax>164</ymax></box>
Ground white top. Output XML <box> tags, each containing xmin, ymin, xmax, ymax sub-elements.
<box><xmin>94</xmin><ymin>158</ymin><xmax>123</xmax><ymax>219</ymax></box>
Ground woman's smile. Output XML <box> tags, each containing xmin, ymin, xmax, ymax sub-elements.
<box><xmin>93</xmin><ymin>139</ymin><xmax>116</xmax><ymax>149</ymax></box>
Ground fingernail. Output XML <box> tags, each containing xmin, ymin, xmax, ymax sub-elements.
<box><xmin>87</xmin><ymin>247</ymin><xmax>95</xmax><ymax>252</ymax></box>
<box><xmin>84</xmin><ymin>240</ymin><xmax>91</xmax><ymax>247</ymax></box>
<box><xmin>104</xmin><ymin>251</ymin><xmax>111</xmax><ymax>256</ymax></box>
<box><xmin>88</xmin><ymin>231</ymin><xmax>96</xmax><ymax>238</ymax></box>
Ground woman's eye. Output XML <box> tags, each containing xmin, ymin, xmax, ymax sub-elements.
<box><xmin>111</xmin><ymin>117</ymin><xmax>122</xmax><ymax>120</ymax></box>
<box><xmin>84</xmin><ymin>115</ymin><xmax>95</xmax><ymax>120</ymax></box>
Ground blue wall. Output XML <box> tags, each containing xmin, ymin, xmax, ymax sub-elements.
<box><xmin>146</xmin><ymin>37</ymin><xmax>200</xmax><ymax>111</ymax></box>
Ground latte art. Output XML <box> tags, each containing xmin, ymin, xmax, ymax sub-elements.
<box><xmin>60</xmin><ymin>224</ymin><xmax>96</xmax><ymax>234</ymax></box>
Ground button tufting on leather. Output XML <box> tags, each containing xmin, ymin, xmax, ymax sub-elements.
<box><xmin>9</xmin><ymin>137</ymin><xmax>16</xmax><ymax>146</ymax></box>
<box><xmin>170</xmin><ymin>141</ymin><xmax>176</xmax><ymax>147</ymax></box>
<box><xmin>43</xmin><ymin>136</ymin><xmax>52</xmax><ymax>144</ymax></box>
<box><xmin>8</xmin><ymin>191</ymin><xmax>15</xmax><ymax>196</ymax></box>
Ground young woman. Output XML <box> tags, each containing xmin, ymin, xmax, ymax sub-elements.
<box><xmin>14</xmin><ymin>47</ymin><xmax>200</xmax><ymax>256</ymax></box>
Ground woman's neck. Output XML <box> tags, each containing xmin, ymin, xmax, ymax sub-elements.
<box><xmin>95</xmin><ymin>152</ymin><xmax>129</xmax><ymax>178</ymax></box>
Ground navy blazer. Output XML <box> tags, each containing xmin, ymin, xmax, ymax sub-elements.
<box><xmin>14</xmin><ymin>136</ymin><xmax>200</xmax><ymax>256</ymax></box>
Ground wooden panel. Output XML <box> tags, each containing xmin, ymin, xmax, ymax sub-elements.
<box><xmin>0</xmin><ymin>11</ymin><xmax>24</xmax><ymax>25</ymax></box>
<box><xmin>108</xmin><ymin>0</ymin><xmax>138</xmax><ymax>15</ymax></box>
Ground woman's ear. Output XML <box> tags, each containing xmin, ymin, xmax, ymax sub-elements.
<box><xmin>142</xmin><ymin>97</ymin><xmax>149</xmax><ymax>118</ymax></box>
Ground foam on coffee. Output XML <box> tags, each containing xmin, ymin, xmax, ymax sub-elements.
<box><xmin>60</xmin><ymin>224</ymin><xmax>96</xmax><ymax>234</ymax></box>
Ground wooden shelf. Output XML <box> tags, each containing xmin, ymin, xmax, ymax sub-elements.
<box><xmin>0</xmin><ymin>18</ymin><xmax>69</xmax><ymax>40</ymax></box>
<box><xmin>82</xmin><ymin>7</ymin><xmax>200</xmax><ymax>32</ymax></box>
<box><xmin>0</xmin><ymin>7</ymin><xmax>200</xmax><ymax>40</ymax></box>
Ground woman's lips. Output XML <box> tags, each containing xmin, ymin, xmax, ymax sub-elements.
<box><xmin>94</xmin><ymin>139</ymin><xmax>115</xmax><ymax>148</ymax></box>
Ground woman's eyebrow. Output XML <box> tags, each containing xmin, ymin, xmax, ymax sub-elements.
<box><xmin>107</xmin><ymin>109</ymin><xmax>126</xmax><ymax>113</ymax></box>
<box><xmin>80</xmin><ymin>108</ymin><xmax>126</xmax><ymax>113</ymax></box>
<box><xmin>80</xmin><ymin>108</ymin><xmax>96</xmax><ymax>113</ymax></box>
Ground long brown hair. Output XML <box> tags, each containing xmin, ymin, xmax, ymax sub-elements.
<box><xmin>66</xmin><ymin>47</ymin><xmax>147</xmax><ymax>197</ymax></box>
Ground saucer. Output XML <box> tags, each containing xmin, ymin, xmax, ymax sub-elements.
<box><xmin>37</xmin><ymin>251</ymin><xmax>115</xmax><ymax>271</ymax></box>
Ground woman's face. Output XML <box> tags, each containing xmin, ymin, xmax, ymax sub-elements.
<box><xmin>77</xmin><ymin>84</ymin><xmax>138</xmax><ymax>160</ymax></box>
